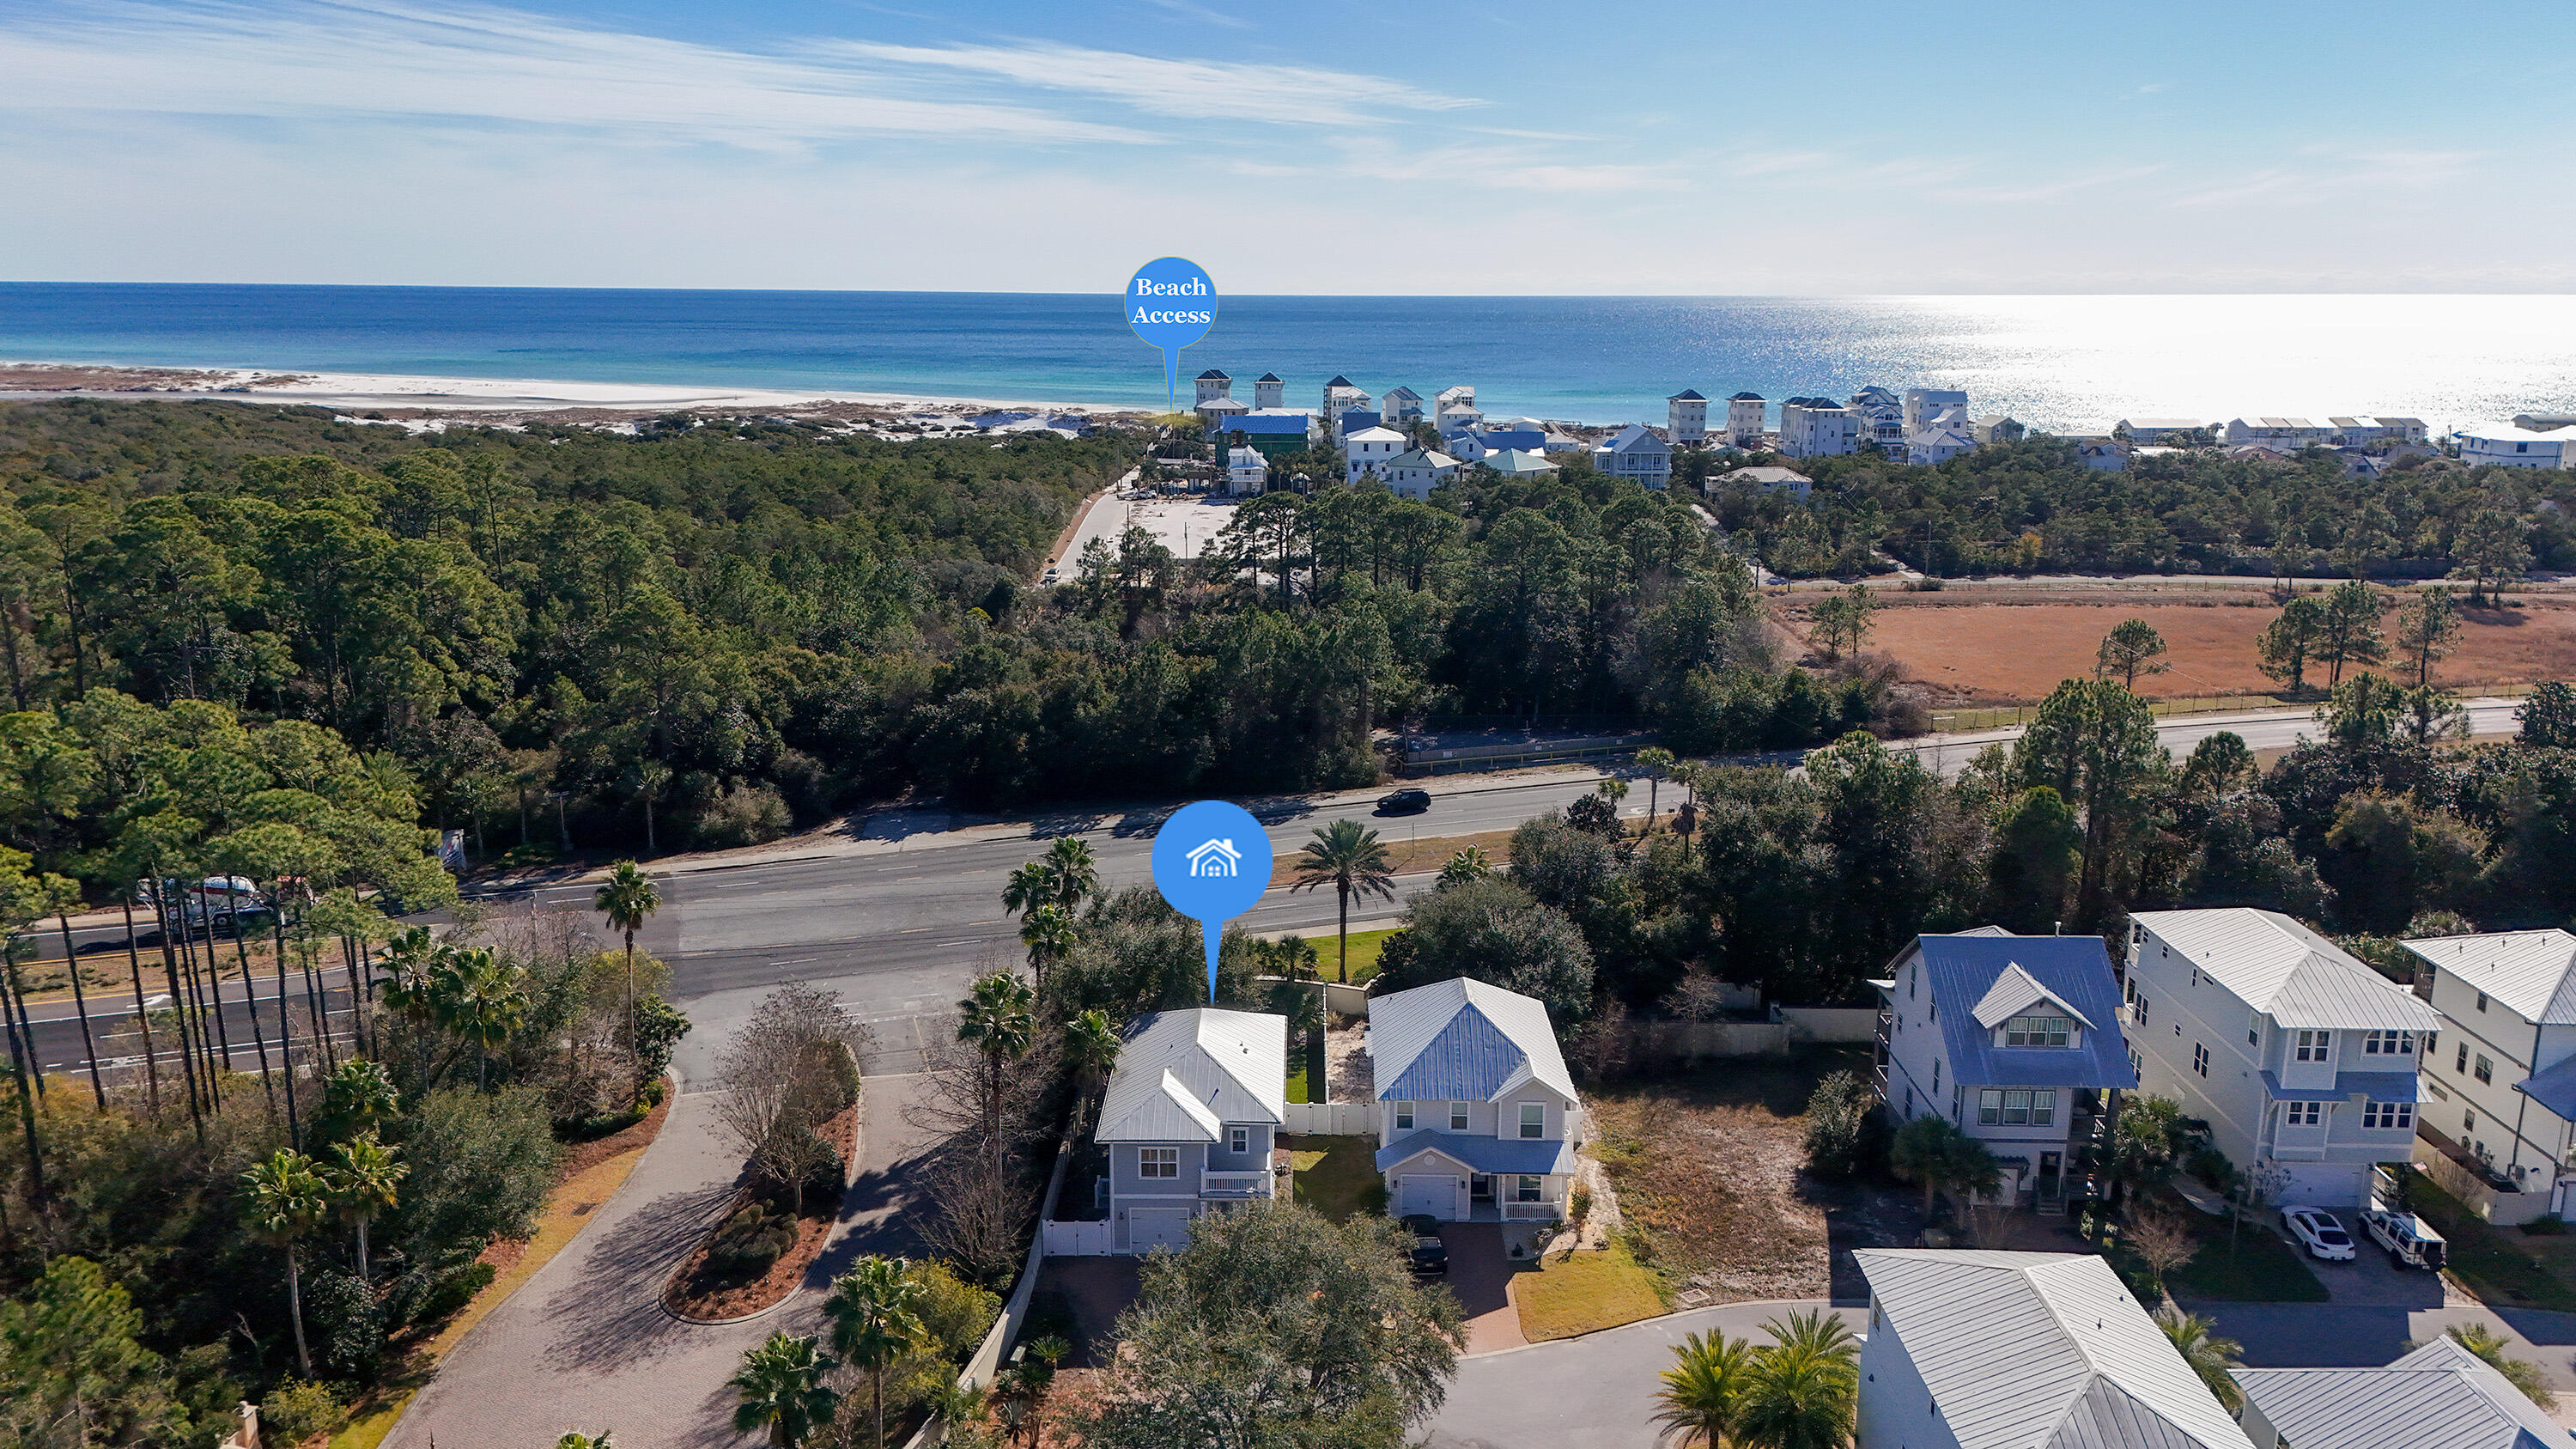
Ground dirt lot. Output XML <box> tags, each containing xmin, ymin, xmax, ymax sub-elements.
<box><xmin>1801</xmin><ymin>589</ymin><xmax>2576</xmax><ymax>704</ymax></box>
<box><xmin>1584</xmin><ymin>1047</ymin><xmax>1917</xmax><ymax>1305</ymax></box>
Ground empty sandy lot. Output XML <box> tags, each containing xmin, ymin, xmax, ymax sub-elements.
<box><xmin>1838</xmin><ymin>595</ymin><xmax>2576</xmax><ymax>703</ymax></box>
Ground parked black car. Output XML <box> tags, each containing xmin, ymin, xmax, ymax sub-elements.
<box><xmin>1400</xmin><ymin>1214</ymin><xmax>1449</xmax><ymax>1275</ymax></box>
<box><xmin>1377</xmin><ymin>788</ymin><xmax>1432</xmax><ymax>815</ymax></box>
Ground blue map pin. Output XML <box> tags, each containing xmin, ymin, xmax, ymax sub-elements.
<box><xmin>1150</xmin><ymin>800</ymin><xmax>1272</xmax><ymax>1002</ymax></box>
<box><xmin>1125</xmin><ymin>257</ymin><xmax>1218</xmax><ymax>411</ymax></box>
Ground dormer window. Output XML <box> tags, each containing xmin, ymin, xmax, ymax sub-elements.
<box><xmin>2005</xmin><ymin>1014</ymin><xmax>2073</xmax><ymax>1048</ymax></box>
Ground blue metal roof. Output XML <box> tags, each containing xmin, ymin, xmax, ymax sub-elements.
<box><xmin>2517</xmin><ymin>1056</ymin><xmax>2576</xmax><ymax>1120</ymax></box>
<box><xmin>1230</xmin><ymin>413</ymin><xmax>1309</xmax><ymax>435</ymax></box>
<box><xmin>1374</xmin><ymin>1128</ymin><xmax>1577</xmax><ymax>1176</ymax></box>
<box><xmin>1912</xmin><ymin>935</ymin><xmax>2139</xmax><ymax>1091</ymax></box>
<box><xmin>2261</xmin><ymin>1069</ymin><xmax>2421</xmax><ymax>1104</ymax></box>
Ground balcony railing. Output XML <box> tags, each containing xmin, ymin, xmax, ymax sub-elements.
<box><xmin>1200</xmin><ymin>1172</ymin><xmax>1273</xmax><ymax>1201</ymax></box>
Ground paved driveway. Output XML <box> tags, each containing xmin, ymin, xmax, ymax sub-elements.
<box><xmin>1438</xmin><ymin>1224</ymin><xmax>1525</xmax><ymax>1354</ymax></box>
<box><xmin>386</xmin><ymin>1073</ymin><xmax>933</xmax><ymax>1449</ymax></box>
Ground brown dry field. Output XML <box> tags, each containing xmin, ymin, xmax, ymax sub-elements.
<box><xmin>1840</xmin><ymin>594</ymin><xmax>2576</xmax><ymax>704</ymax></box>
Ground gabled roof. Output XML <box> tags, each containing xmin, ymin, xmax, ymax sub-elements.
<box><xmin>2237</xmin><ymin>1336</ymin><xmax>2561</xmax><ymax>1449</ymax></box>
<box><xmin>1371</xmin><ymin>977</ymin><xmax>1577</xmax><ymax>1105</ymax></box>
<box><xmin>1325</xmin><ymin>374</ymin><xmax>1357</xmax><ymax>388</ymax></box>
<box><xmin>1601</xmin><ymin>423</ymin><xmax>1670</xmax><ymax>455</ymax></box>
<box><xmin>1375</xmin><ymin>1128</ymin><xmax>1577</xmax><ymax>1176</ymax></box>
<box><xmin>1194</xmin><ymin>398</ymin><xmax>1249</xmax><ymax>412</ymax></box>
<box><xmin>1856</xmin><ymin>1251</ymin><xmax>2250</xmax><ymax>1449</ymax></box>
<box><xmin>1668</xmin><ymin>388</ymin><xmax>1705</xmax><ymax>400</ymax></box>
<box><xmin>1889</xmin><ymin>933</ymin><xmax>2136</xmax><ymax>1090</ymax></box>
<box><xmin>2133</xmin><ymin>909</ymin><xmax>2436</xmax><ymax>1031</ymax></box>
<box><xmin>1718</xmin><ymin>466</ymin><xmax>1811</xmax><ymax>487</ymax></box>
<box><xmin>2403</xmin><ymin>929</ymin><xmax>2576</xmax><ymax>1025</ymax></box>
<box><xmin>1344</xmin><ymin>425</ymin><xmax>1407</xmax><ymax>446</ymax></box>
<box><xmin>1094</xmin><ymin>1008</ymin><xmax>1285</xmax><ymax>1143</ymax></box>
<box><xmin>1255</xmin><ymin>372</ymin><xmax>1282</xmax><ymax>382</ymax></box>
<box><xmin>1196</xmin><ymin>368</ymin><xmax>1230</xmax><ymax>380</ymax></box>
<box><xmin>1386</xmin><ymin>448</ymin><xmax>1459</xmax><ymax>471</ymax></box>
<box><xmin>1728</xmin><ymin>391</ymin><xmax>1764</xmax><ymax>400</ymax></box>
<box><xmin>1972</xmin><ymin>962</ymin><xmax>2096</xmax><ymax>1029</ymax></box>
<box><xmin>1231</xmin><ymin>412</ymin><xmax>1311</xmax><ymax>435</ymax></box>
<box><xmin>1382</xmin><ymin>385</ymin><xmax>1421</xmax><ymax>400</ymax></box>
<box><xmin>1484</xmin><ymin>448</ymin><xmax>1559</xmax><ymax>474</ymax></box>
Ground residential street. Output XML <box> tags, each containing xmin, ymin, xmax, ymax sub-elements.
<box><xmin>384</xmin><ymin>1073</ymin><xmax>932</xmax><ymax>1449</ymax></box>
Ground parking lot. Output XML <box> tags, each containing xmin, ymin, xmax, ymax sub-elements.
<box><xmin>1054</xmin><ymin>490</ymin><xmax>1241</xmax><ymax>570</ymax></box>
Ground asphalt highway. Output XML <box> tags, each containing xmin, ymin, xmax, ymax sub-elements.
<box><xmin>17</xmin><ymin>698</ymin><xmax>2525</xmax><ymax>1081</ymax></box>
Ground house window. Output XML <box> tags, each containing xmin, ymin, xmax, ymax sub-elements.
<box><xmin>1514</xmin><ymin>1175</ymin><xmax>1542</xmax><ymax>1203</ymax></box>
<box><xmin>2006</xmin><ymin>1015</ymin><xmax>2073</xmax><ymax>1047</ymax></box>
<box><xmin>1450</xmin><ymin>1102</ymin><xmax>1471</xmax><ymax>1131</ymax></box>
<box><xmin>1978</xmin><ymin>1089</ymin><xmax>2054</xmax><ymax>1125</ymax></box>
<box><xmin>2365</xmin><ymin>1031</ymin><xmax>2414</xmax><ymax>1056</ymax></box>
<box><xmin>2363</xmin><ymin>1101</ymin><xmax>2415</xmax><ymax>1131</ymax></box>
<box><xmin>1230</xmin><ymin>1127</ymin><xmax>1249</xmax><ymax>1155</ymax></box>
<box><xmin>1519</xmin><ymin>1103</ymin><xmax>1545</xmax><ymax>1140</ymax></box>
<box><xmin>2193</xmin><ymin>1043</ymin><xmax>2209</xmax><ymax>1077</ymax></box>
<box><xmin>1139</xmin><ymin>1148</ymin><xmax>1178</xmax><ymax>1179</ymax></box>
<box><xmin>2247</xmin><ymin>1014</ymin><xmax>2261</xmax><ymax>1048</ymax></box>
<box><xmin>2465</xmin><ymin>1108</ymin><xmax>2478</xmax><ymax>1133</ymax></box>
<box><xmin>2129</xmin><ymin>1044</ymin><xmax>2144</xmax><ymax>1079</ymax></box>
<box><xmin>1953</xmin><ymin>1085</ymin><xmax>1964</xmax><ymax>1123</ymax></box>
<box><xmin>2285</xmin><ymin>1101</ymin><xmax>2322</xmax><ymax>1127</ymax></box>
<box><xmin>1929</xmin><ymin>998</ymin><xmax>1936</xmax><ymax>1023</ymax></box>
<box><xmin>2135</xmin><ymin>995</ymin><xmax>2150</xmax><ymax>1026</ymax></box>
<box><xmin>2477</xmin><ymin>992</ymin><xmax>2489</xmax><ymax>1013</ymax></box>
<box><xmin>2458</xmin><ymin>1043</ymin><xmax>2470</xmax><ymax>1075</ymax></box>
<box><xmin>2294</xmin><ymin>1030</ymin><xmax>2330</xmax><ymax>1063</ymax></box>
<box><xmin>1395</xmin><ymin>1103</ymin><xmax>1414</xmax><ymax>1130</ymax></box>
<box><xmin>1932</xmin><ymin>1060</ymin><xmax>1941</xmax><ymax>1095</ymax></box>
<box><xmin>2476</xmin><ymin>1055</ymin><xmax>2494</xmax><ymax>1085</ymax></box>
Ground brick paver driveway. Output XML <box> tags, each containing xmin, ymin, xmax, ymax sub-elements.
<box><xmin>386</xmin><ymin>1073</ymin><xmax>932</xmax><ymax>1449</ymax></box>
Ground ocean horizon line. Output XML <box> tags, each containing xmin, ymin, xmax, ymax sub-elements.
<box><xmin>6</xmin><ymin>280</ymin><xmax>2575</xmax><ymax>301</ymax></box>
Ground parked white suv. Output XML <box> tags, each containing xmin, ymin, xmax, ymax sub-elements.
<box><xmin>2281</xmin><ymin>1205</ymin><xmax>2357</xmax><ymax>1263</ymax></box>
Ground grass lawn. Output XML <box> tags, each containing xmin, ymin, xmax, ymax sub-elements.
<box><xmin>2166</xmin><ymin>1221</ymin><xmax>2330</xmax><ymax>1303</ymax></box>
<box><xmin>1323</xmin><ymin>927</ymin><xmax>1399</xmax><ymax>985</ymax></box>
<box><xmin>1286</xmin><ymin>1134</ymin><xmax>1386</xmax><ymax>1222</ymax></box>
<box><xmin>2411</xmin><ymin>1177</ymin><xmax>2576</xmax><ymax>1311</ymax></box>
<box><xmin>1512</xmin><ymin>1245</ymin><xmax>1671</xmax><ymax>1342</ymax></box>
<box><xmin>1285</xmin><ymin>1032</ymin><xmax>1326</xmax><ymax>1103</ymax></box>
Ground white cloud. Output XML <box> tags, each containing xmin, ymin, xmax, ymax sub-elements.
<box><xmin>817</xmin><ymin>39</ymin><xmax>1479</xmax><ymax>127</ymax></box>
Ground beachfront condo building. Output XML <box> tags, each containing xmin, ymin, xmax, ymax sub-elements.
<box><xmin>1779</xmin><ymin>398</ymin><xmax>1859</xmax><ymax>458</ymax></box>
<box><xmin>2222</xmin><ymin>417</ymin><xmax>2331</xmax><ymax>451</ymax></box>
<box><xmin>1321</xmin><ymin>377</ymin><xmax>1370</xmax><ymax>442</ymax></box>
<box><xmin>2456</xmin><ymin>422</ymin><xmax>2576</xmax><ymax>469</ymax></box>
<box><xmin>1666</xmin><ymin>390</ymin><xmax>1706</xmax><ymax>445</ymax></box>
<box><xmin>1726</xmin><ymin>392</ymin><xmax>1765</xmax><ymax>446</ymax></box>
<box><xmin>1902</xmin><ymin>387</ymin><xmax>1970</xmax><ymax>433</ymax></box>
<box><xmin>2117</xmin><ymin>417</ymin><xmax>2211</xmax><ymax>443</ymax></box>
<box><xmin>1254</xmin><ymin>373</ymin><xmax>1284</xmax><ymax>409</ymax></box>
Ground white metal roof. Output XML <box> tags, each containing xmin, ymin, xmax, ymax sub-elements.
<box><xmin>2404</xmin><ymin>929</ymin><xmax>2576</xmax><ymax>1026</ymax></box>
<box><xmin>1855</xmin><ymin>1251</ymin><xmax>2253</xmax><ymax>1449</ymax></box>
<box><xmin>2131</xmin><ymin>909</ymin><xmax>2437</xmax><ymax>1031</ymax></box>
<box><xmin>1973</xmin><ymin>962</ymin><xmax>2097</xmax><ymax>1029</ymax></box>
<box><xmin>1094</xmin><ymin>1008</ymin><xmax>1285</xmax><ymax>1143</ymax></box>
<box><xmin>1370</xmin><ymin>977</ymin><xmax>1577</xmax><ymax>1105</ymax></box>
<box><xmin>2237</xmin><ymin>1336</ymin><xmax>2562</xmax><ymax>1449</ymax></box>
<box><xmin>1343</xmin><ymin>426</ymin><xmax>1407</xmax><ymax>445</ymax></box>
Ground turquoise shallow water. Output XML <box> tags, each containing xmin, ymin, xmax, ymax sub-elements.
<box><xmin>1</xmin><ymin>283</ymin><xmax>2571</xmax><ymax>429</ymax></box>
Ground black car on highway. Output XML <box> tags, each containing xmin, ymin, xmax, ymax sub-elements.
<box><xmin>1377</xmin><ymin>787</ymin><xmax>1431</xmax><ymax>815</ymax></box>
<box><xmin>1400</xmin><ymin>1214</ymin><xmax>1449</xmax><ymax>1275</ymax></box>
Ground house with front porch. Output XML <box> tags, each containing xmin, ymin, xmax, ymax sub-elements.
<box><xmin>2126</xmin><ymin>908</ymin><xmax>2438</xmax><ymax>1207</ymax></box>
<box><xmin>1093</xmin><ymin>1007</ymin><xmax>1286</xmax><ymax>1253</ymax></box>
<box><xmin>1874</xmin><ymin>928</ymin><xmax>2137</xmax><ymax>1213</ymax></box>
<box><xmin>1371</xmin><ymin>977</ymin><xmax>1581</xmax><ymax>1222</ymax></box>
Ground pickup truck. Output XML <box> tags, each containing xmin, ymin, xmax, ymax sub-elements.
<box><xmin>2360</xmin><ymin>1206</ymin><xmax>2448</xmax><ymax>1270</ymax></box>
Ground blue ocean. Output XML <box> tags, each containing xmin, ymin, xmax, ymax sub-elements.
<box><xmin>2</xmin><ymin>283</ymin><xmax>2573</xmax><ymax>430</ymax></box>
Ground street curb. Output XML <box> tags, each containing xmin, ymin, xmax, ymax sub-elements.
<box><xmin>659</xmin><ymin>1064</ymin><xmax>863</xmax><ymax>1329</ymax></box>
<box><xmin>1460</xmin><ymin>1295</ymin><xmax>1864</xmax><ymax>1360</ymax></box>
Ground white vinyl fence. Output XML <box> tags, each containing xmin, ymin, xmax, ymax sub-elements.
<box><xmin>1281</xmin><ymin>1101</ymin><xmax>1375</xmax><ymax>1136</ymax></box>
<box><xmin>1041</xmin><ymin>1220</ymin><xmax>1114</xmax><ymax>1256</ymax></box>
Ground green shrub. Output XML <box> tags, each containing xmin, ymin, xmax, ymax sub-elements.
<box><xmin>2189</xmin><ymin>1145</ymin><xmax>2237</xmax><ymax>1193</ymax></box>
<box><xmin>711</xmin><ymin>1202</ymin><xmax>798</xmax><ymax>1276</ymax></box>
<box><xmin>386</xmin><ymin>1259</ymin><xmax>496</xmax><ymax>1329</ymax></box>
<box><xmin>1569</xmin><ymin>1189</ymin><xmax>1593</xmax><ymax>1227</ymax></box>
<box><xmin>259</xmin><ymin>1379</ymin><xmax>344</xmax><ymax>1445</ymax></box>
<box><xmin>304</xmin><ymin>1269</ymin><xmax>386</xmax><ymax>1383</ymax></box>
<box><xmin>908</xmin><ymin>1259</ymin><xmax>1002</xmax><ymax>1361</ymax></box>
<box><xmin>1801</xmin><ymin>1070</ymin><xmax>1879</xmax><ymax>1179</ymax></box>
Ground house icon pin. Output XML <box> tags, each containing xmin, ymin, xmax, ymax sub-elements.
<box><xmin>1185</xmin><ymin>837</ymin><xmax>1242</xmax><ymax>878</ymax></box>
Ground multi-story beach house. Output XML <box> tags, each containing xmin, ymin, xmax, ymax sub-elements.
<box><xmin>2126</xmin><ymin>908</ymin><xmax>2438</xmax><ymax>1206</ymax></box>
<box><xmin>1855</xmin><ymin>1251</ymin><xmax>2254</xmax><ymax>1449</ymax></box>
<box><xmin>1483</xmin><ymin>448</ymin><xmax>1559</xmax><ymax>478</ymax></box>
<box><xmin>1666</xmin><ymin>390</ymin><xmax>1707</xmax><ymax>446</ymax></box>
<box><xmin>2456</xmin><ymin>422</ymin><xmax>2576</xmax><ymax>470</ymax></box>
<box><xmin>1593</xmin><ymin>424</ymin><xmax>1672</xmax><ymax>488</ymax></box>
<box><xmin>1225</xmin><ymin>445</ymin><xmax>1268</xmax><ymax>495</ymax></box>
<box><xmin>2239</xmin><ymin>1336</ymin><xmax>2563</xmax><ymax>1449</ymax></box>
<box><xmin>1726</xmin><ymin>392</ymin><xmax>1765</xmax><ymax>446</ymax></box>
<box><xmin>1902</xmin><ymin>387</ymin><xmax>1970</xmax><ymax>434</ymax></box>
<box><xmin>2405</xmin><ymin>928</ymin><xmax>2576</xmax><ymax>1213</ymax></box>
<box><xmin>1252</xmin><ymin>373</ymin><xmax>1285</xmax><ymax>410</ymax></box>
<box><xmin>1383</xmin><ymin>447</ymin><xmax>1461</xmax><ymax>500</ymax></box>
<box><xmin>1906</xmin><ymin>422</ymin><xmax>1976</xmax><ymax>466</ymax></box>
<box><xmin>2221</xmin><ymin>417</ymin><xmax>2331</xmax><ymax>451</ymax></box>
<box><xmin>1370</xmin><ymin>977</ymin><xmax>1581</xmax><ymax>1222</ymax></box>
<box><xmin>1230</xmin><ymin>410</ymin><xmax>1315</xmax><ymax>458</ymax></box>
<box><xmin>1380</xmin><ymin>386</ymin><xmax>1422</xmax><ymax>428</ymax></box>
<box><xmin>1856</xmin><ymin>403</ymin><xmax>1905</xmax><ymax>459</ymax></box>
<box><xmin>1321</xmin><ymin>376</ymin><xmax>1370</xmax><ymax>442</ymax></box>
<box><xmin>1194</xmin><ymin>368</ymin><xmax>1231</xmax><ymax>406</ymax></box>
<box><xmin>1194</xmin><ymin>395</ymin><xmax>1249</xmax><ymax>431</ymax></box>
<box><xmin>1450</xmin><ymin>423</ymin><xmax>1545</xmax><ymax>463</ymax></box>
<box><xmin>1342</xmin><ymin>424</ymin><xmax>1407</xmax><ymax>483</ymax></box>
<box><xmin>1779</xmin><ymin>398</ymin><xmax>1858</xmax><ymax>459</ymax></box>
<box><xmin>1716</xmin><ymin>465</ymin><xmax>1812</xmax><ymax>498</ymax></box>
<box><xmin>1968</xmin><ymin>414</ymin><xmax>2025</xmax><ymax>446</ymax></box>
<box><xmin>1875</xmin><ymin>928</ymin><xmax>2136</xmax><ymax>1212</ymax></box>
<box><xmin>2074</xmin><ymin>439</ymin><xmax>2128</xmax><ymax>472</ymax></box>
<box><xmin>1092</xmin><ymin>1007</ymin><xmax>1285</xmax><ymax>1254</ymax></box>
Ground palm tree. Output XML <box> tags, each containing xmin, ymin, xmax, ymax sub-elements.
<box><xmin>956</xmin><ymin>973</ymin><xmax>1035</xmax><ymax>1176</ymax></box>
<box><xmin>429</xmin><ymin>948</ymin><xmax>527</xmax><ymax>1091</ymax></box>
<box><xmin>1635</xmin><ymin>747</ymin><xmax>1676</xmax><ymax>831</ymax></box>
<box><xmin>554</xmin><ymin>1434</ymin><xmax>614</xmax><ymax>1449</ymax></box>
<box><xmin>1737</xmin><ymin>1310</ymin><xmax>1858</xmax><ymax>1449</ymax></box>
<box><xmin>1595</xmin><ymin>776</ymin><xmax>1631</xmax><ymax>833</ymax></box>
<box><xmin>1018</xmin><ymin>903</ymin><xmax>1077</xmax><ymax>991</ymax></box>
<box><xmin>242</xmin><ymin>1148</ymin><xmax>330</xmax><ymax>1378</ymax></box>
<box><xmin>1042</xmin><ymin>837</ymin><xmax>1098</xmax><ymax>910</ymax></box>
<box><xmin>2154</xmin><ymin>1308</ymin><xmax>2244</xmax><ymax>1412</ymax></box>
<box><xmin>2445</xmin><ymin>1324</ymin><xmax>2559</xmax><ymax>1409</ymax></box>
<box><xmin>825</xmin><ymin>1256</ymin><xmax>929</xmax><ymax>1449</ymax></box>
<box><xmin>1289</xmin><ymin>819</ymin><xmax>1397</xmax><ymax>983</ymax></box>
<box><xmin>729</xmin><ymin>1330</ymin><xmax>840</xmax><ymax>1449</ymax></box>
<box><xmin>1653</xmin><ymin>1329</ymin><xmax>1755</xmax><ymax>1446</ymax></box>
<box><xmin>1000</xmin><ymin>861</ymin><xmax>1053</xmax><ymax>919</ymax></box>
<box><xmin>1437</xmin><ymin>847</ymin><xmax>1492</xmax><ymax>891</ymax></box>
<box><xmin>323</xmin><ymin>1131</ymin><xmax>405</xmax><ymax>1282</ymax></box>
<box><xmin>593</xmin><ymin>861</ymin><xmax>659</xmax><ymax>1105</ymax></box>
<box><xmin>1064</xmin><ymin>1008</ymin><xmax>1121</xmax><ymax>1130</ymax></box>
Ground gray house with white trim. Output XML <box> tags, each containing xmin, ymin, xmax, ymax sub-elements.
<box><xmin>1093</xmin><ymin>1008</ymin><xmax>1285</xmax><ymax>1253</ymax></box>
<box><xmin>2238</xmin><ymin>1336</ymin><xmax>2564</xmax><ymax>1449</ymax></box>
<box><xmin>1370</xmin><ymin>977</ymin><xmax>1581</xmax><ymax>1221</ymax></box>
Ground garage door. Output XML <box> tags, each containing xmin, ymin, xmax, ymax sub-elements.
<box><xmin>1396</xmin><ymin>1175</ymin><xmax>1462</xmax><ymax>1221</ymax></box>
<box><xmin>1129</xmin><ymin>1208</ymin><xmax>1192</xmax><ymax>1253</ymax></box>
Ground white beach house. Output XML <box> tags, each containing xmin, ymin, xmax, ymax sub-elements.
<box><xmin>1779</xmin><ymin>398</ymin><xmax>1858</xmax><ymax>459</ymax></box>
<box><xmin>1726</xmin><ymin>392</ymin><xmax>1765</xmax><ymax>446</ymax></box>
<box><xmin>1666</xmin><ymin>390</ymin><xmax>1707</xmax><ymax>446</ymax></box>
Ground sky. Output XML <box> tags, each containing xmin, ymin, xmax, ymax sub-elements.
<box><xmin>2</xmin><ymin>0</ymin><xmax>2573</xmax><ymax>294</ymax></box>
